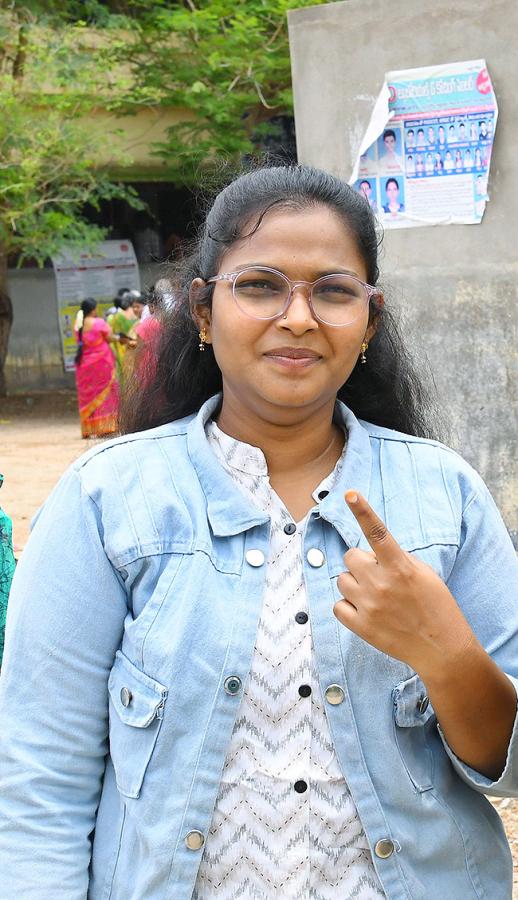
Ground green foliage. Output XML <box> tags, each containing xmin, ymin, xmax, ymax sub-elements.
<box><xmin>104</xmin><ymin>0</ymin><xmax>331</xmax><ymax>182</ymax></box>
<box><xmin>0</xmin><ymin>5</ymin><xmax>143</xmax><ymax>267</ymax></box>
<box><xmin>0</xmin><ymin>0</ymin><xmax>332</xmax><ymax>266</ymax></box>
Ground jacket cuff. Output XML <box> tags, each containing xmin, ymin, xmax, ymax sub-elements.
<box><xmin>437</xmin><ymin>674</ymin><xmax>518</xmax><ymax>797</ymax></box>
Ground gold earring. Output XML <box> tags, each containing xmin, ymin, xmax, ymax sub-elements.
<box><xmin>360</xmin><ymin>340</ymin><xmax>369</xmax><ymax>364</ymax></box>
<box><xmin>199</xmin><ymin>327</ymin><xmax>207</xmax><ymax>352</ymax></box>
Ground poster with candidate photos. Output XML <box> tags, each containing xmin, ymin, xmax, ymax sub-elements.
<box><xmin>350</xmin><ymin>60</ymin><xmax>497</xmax><ymax>229</ymax></box>
<box><xmin>52</xmin><ymin>241</ymin><xmax>140</xmax><ymax>372</ymax></box>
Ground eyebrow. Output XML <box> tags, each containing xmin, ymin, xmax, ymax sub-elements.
<box><xmin>231</xmin><ymin>263</ymin><xmax>362</xmax><ymax>279</ymax></box>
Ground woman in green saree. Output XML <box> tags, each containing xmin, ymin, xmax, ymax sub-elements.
<box><xmin>107</xmin><ymin>294</ymin><xmax>137</xmax><ymax>381</ymax></box>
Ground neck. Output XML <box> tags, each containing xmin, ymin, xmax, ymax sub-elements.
<box><xmin>215</xmin><ymin>390</ymin><xmax>343</xmax><ymax>477</ymax></box>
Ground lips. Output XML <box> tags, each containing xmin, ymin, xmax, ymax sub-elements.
<box><xmin>263</xmin><ymin>346</ymin><xmax>322</xmax><ymax>370</ymax></box>
<box><xmin>264</xmin><ymin>347</ymin><xmax>321</xmax><ymax>359</ymax></box>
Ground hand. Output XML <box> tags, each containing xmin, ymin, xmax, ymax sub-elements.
<box><xmin>334</xmin><ymin>491</ymin><xmax>474</xmax><ymax>678</ymax></box>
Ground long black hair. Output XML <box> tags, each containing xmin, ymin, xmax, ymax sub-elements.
<box><xmin>120</xmin><ymin>165</ymin><xmax>437</xmax><ymax>438</ymax></box>
<box><xmin>74</xmin><ymin>298</ymin><xmax>97</xmax><ymax>366</ymax></box>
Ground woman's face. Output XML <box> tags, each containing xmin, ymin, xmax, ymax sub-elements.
<box><xmin>193</xmin><ymin>206</ymin><xmax>377</xmax><ymax>420</ymax></box>
<box><xmin>386</xmin><ymin>182</ymin><xmax>399</xmax><ymax>202</ymax></box>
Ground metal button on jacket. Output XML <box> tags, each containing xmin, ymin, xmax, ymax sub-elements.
<box><xmin>307</xmin><ymin>548</ymin><xmax>325</xmax><ymax>568</ymax></box>
<box><xmin>374</xmin><ymin>838</ymin><xmax>395</xmax><ymax>859</ymax></box>
<box><xmin>298</xmin><ymin>684</ymin><xmax>312</xmax><ymax>698</ymax></box>
<box><xmin>284</xmin><ymin>522</ymin><xmax>297</xmax><ymax>535</ymax></box>
<box><xmin>245</xmin><ymin>549</ymin><xmax>265</xmax><ymax>567</ymax></box>
<box><xmin>120</xmin><ymin>687</ymin><xmax>132</xmax><ymax>707</ymax></box>
<box><xmin>294</xmin><ymin>780</ymin><xmax>308</xmax><ymax>793</ymax></box>
<box><xmin>417</xmin><ymin>695</ymin><xmax>430</xmax><ymax>714</ymax></box>
<box><xmin>325</xmin><ymin>684</ymin><xmax>345</xmax><ymax>705</ymax></box>
<box><xmin>224</xmin><ymin>675</ymin><xmax>242</xmax><ymax>695</ymax></box>
<box><xmin>185</xmin><ymin>830</ymin><xmax>205</xmax><ymax>851</ymax></box>
<box><xmin>295</xmin><ymin>611</ymin><xmax>308</xmax><ymax>625</ymax></box>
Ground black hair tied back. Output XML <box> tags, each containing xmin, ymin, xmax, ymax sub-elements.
<box><xmin>74</xmin><ymin>297</ymin><xmax>97</xmax><ymax>366</ymax></box>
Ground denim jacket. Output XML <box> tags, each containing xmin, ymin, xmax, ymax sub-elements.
<box><xmin>1</xmin><ymin>394</ymin><xmax>517</xmax><ymax>900</ymax></box>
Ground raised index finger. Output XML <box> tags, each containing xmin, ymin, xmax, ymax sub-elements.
<box><xmin>345</xmin><ymin>490</ymin><xmax>403</xmax><ymax>564</ymax></box>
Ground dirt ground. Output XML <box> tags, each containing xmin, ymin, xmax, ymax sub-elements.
<box><xmin>1</xmin><ymin>390</ymin><xmax>517</xmax><ymax>893</ymax></box>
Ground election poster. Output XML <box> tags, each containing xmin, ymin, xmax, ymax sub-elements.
<box><xmin>350</xmin><ymin>60</ymin><xmax>497</xmax><ymax>229</ymax></box>
<box><xmin>51</xmin><ymin>240</ymin><xmax>140</xmax><ymax>372</ymax></box>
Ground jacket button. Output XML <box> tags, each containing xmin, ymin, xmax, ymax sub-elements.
<box><xmin>120</xmin><ymin>687</ymin><xmax>132</xmax><ymax>707</ymax></box>
<box><xmin>284</xmin><ymin>522</ymin><xmax>297</xmax><ymax>535</ymax></box>
<box><xmin>307</xmin><ymin>548</ymin><xmax>325</xmax><ymax>567</ymax></box>
<box><xmin>224</xmin><ymin>676</ymin><xmax>242</xmax><ymax>695</ymax></box>
<box><xmin>325</xmin><ymin>684</ymin><xmax>345</xmax><ymax>705</ymax></box>
<box><xmin>417</xmin><ymin>695</ymin><xmax>429</xmax><ymax>714</ymax></box>
<box><xmin>185</xmin><ymin>830</ymin><xmax>205</xmax><ymax>851</ymax></box>
<box><xmin>245</xmin><ymin>549</ymin><xmax>265</xmax><ymax>567</ymax></box>
<box><xmin>374</xmin><ymin>838</ymin><xmax>395</xmax><ymax>858</ymax></box>
<box><xmin>295</xmin><ymin>611</ymin><xmax>308</xmax><ymax>625</ymax></box>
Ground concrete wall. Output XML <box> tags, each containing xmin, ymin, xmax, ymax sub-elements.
<box><xmin>4</xmin><ymin>263</ymin><xmax>163</xmax><ymax>393</ymax></box>
<box><xmin>288</xmin><ymin>0</ymin><xmax>518</xmax><ymax>543</ymax></box>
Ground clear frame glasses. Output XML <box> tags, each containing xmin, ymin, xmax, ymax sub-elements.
<box><xmin>207</xmin><ymin>266</ymin><xmax>380</xmax><ymax>327</ymax></box>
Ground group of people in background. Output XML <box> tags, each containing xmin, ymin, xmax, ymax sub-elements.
<box><xmin>73</xmin><ymin>281</ymin><xmax>173</xmax><ymax>439</ymax></box>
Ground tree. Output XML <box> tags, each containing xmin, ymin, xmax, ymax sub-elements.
<box><xmin>105</xmin><ymin>0</ymin><xmax>331</xmax><ymax>182</ymax></box>
<box><xmin>0</xmin><ymin>0</ymin><xmax>331</xmax><ymax>393</ymax></box>
<box><xmin>0</xmin><ymin>3</ymin><xmax>142</xmax><ymax>394</ymax></box>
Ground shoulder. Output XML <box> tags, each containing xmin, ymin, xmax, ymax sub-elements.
<box><xmin>73</xmin><ymin>416</ymin><xmax>195</xmax><ymax>480</ymax></box>
<box><xmin>360</xmin><ymin>419</ymin><xmax>486</xmax><ymax>511</ymax></box>
<box><xmin>69</xmin><ymin>416</ymin><xmax>199</xmax><ymax>566</ymax></box>
<box><xmin>361</xmin><ymin>418</ymin><xmax>477</xmax><ymax>472</ymax></box>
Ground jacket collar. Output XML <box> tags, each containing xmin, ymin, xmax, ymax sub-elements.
<box><xmin>186</xmin><ymin>393</ymin><xmax>371</xmax><ymax>546</ymax></box>
<box><xmin>186</xmin><ymin>394</ymin><xmax>270</xmax><ymax>536</ymax></box>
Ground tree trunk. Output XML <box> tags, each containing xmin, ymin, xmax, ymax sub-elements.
<box><xmin>0</xmin><ymin>249</ymin><xmax>13</xmax><ymax>397</ymax></box>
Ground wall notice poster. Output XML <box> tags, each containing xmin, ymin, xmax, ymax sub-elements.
<box><xmin>51</xmin><ymin>240</ymin><xmax>140</xmax><ymax>372</ymax></box>
<box><xmin>350</xmin><ymin>59</ymin><xmax>497</xmax><ymax>229</ymax></box>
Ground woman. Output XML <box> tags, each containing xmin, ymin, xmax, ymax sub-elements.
<box><xmin>0</xmin><ymin>166</ymin><xmax>517</xmax><ymax>900</ymax></box>
<box><xmin>107</xmin><ymin>293</ymin><xmax>138</xmax><ymax>382</ymax></box>
<box><xmin>74</xmin><ymin>298</ymin><xmax>120</xmax><ymax>438</ymax></box>
<box><xmin>382</xmin><ymin>177</ymin><xmax>404</xmax><ymax>215</ymax></box>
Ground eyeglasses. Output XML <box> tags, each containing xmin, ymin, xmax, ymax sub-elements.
<box><xmin>207</xmin><ymin>266</ymin><xmax>380</xmax><ymax>327</ymax></box>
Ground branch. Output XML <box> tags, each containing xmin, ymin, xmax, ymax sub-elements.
<box><xmin>254</xmin><ymin>80</ymin><xmax>277</xmax><ymax>110</ymax></box>
<box><xmin>12</xmin><ymin>24</ymin><xmax>28</xmax><ymax>81</ymax></box>
<box><xmin>265</xmin><ymin>19</ymin><xmax>284</xmax><ymax>49</ymax></box>
<box><xmin>227</xmin><ymin>73</ymin><xmax>242</xmax><ymax>93</ymax></box>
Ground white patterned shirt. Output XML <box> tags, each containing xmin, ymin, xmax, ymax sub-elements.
<box><xmin>193</xmin><ymin>421</ymin><xmax>386</xmax><ymax>900</ymax></box>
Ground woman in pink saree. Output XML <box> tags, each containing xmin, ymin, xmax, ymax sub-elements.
<box><xmin>74</xmin><ymin>298</ymin><xmax>120</xmax><ymax>438</ymax></box>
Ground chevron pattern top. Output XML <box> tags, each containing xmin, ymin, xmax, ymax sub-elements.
<box><xmin>192</xmin><ymin>421</ymin><xmax>385</xmax><ymax>899</ymax></box>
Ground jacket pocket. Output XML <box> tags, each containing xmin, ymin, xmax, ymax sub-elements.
<box><xmin>108</xmin><ymin>650</ymin><xmax>168</xmax><ymax>799</ymax></box>
<box><xmin>392</xmin><ymin>672</ymin><xmax>435</xmax><ymax>792</ymax></box>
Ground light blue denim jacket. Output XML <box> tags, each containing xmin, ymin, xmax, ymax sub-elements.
<box><xmin>1</xmin><ymin>394</ymin><xmax>518</xmax><ymax>900</ymax></box>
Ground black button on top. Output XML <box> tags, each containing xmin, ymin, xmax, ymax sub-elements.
<box><xmin>295</xmin><ymin>611</ymin><xmax>308</xmax><ymax>625</ymax></box>
<box><xmin>284</xmin><ymin>522</ymin><xmax>297</xmax><ymax>535</ymax></box>
<box><xmin>294</xmin><ymin>780</ymin><xmax>308</xmax><ymax>793</ymax></box>
<box><xmin>317</xmin><ymin>490</ymin><xmax>329</xmax><ymax>501</ymax></box>
<box><xmin>298</xmin><ymin>684</ymin><xmax>312</xmax><ymax>698</ymax></box>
